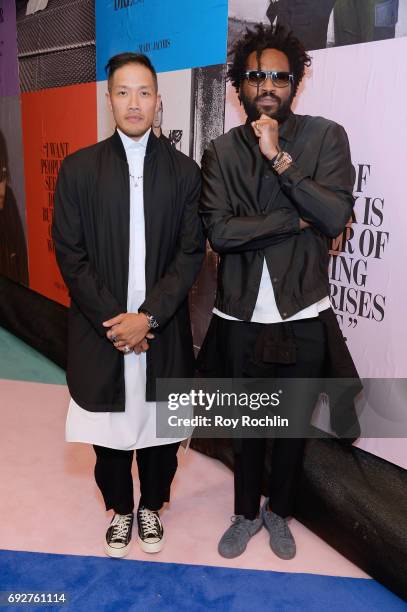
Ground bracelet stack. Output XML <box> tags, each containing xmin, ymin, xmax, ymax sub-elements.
<box><xmin>272</xmin><ymin>151</ymin><xmax>293</xmax><ymax>174</ymax></box>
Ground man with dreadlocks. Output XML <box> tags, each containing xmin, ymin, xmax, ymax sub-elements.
<box><xmin>198</xmin><ymin>24</ymin><xmax>357</xmax><ymax>559</ymax></box>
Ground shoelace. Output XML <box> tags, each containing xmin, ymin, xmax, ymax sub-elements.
<box><xmin>111</xmin><ymin>514</ymin><xmax>132</xmax><ymax>541</ymax></box>
<box><xmin>269</xmin><ymin>513</ymin><xmax>292</xmax><ymax>540</ymax></box>
<box><xmin>139</xmin><ymin>508</ymin><xmax>160</xmax><ymax>536</ymax></box>
<box><xmin>277</xmin><ymin>520</ymin><xmax>292</xmax><ymax>539</ymax></box>
<box><xmin>224</xmin><ymin>515</ymin><xmax>251</xmax><ymax>541</ymax></box>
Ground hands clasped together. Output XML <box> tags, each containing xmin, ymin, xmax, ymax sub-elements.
<box><xmin>103</xmin><ymin>312</ymin><xmax>155</xmax><ymax>355</ymax></box>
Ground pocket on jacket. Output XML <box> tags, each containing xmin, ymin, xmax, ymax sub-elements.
<box><xmin>375</xmin><ymin>0</ymin><xmax>398</xmax><ymax>27</ymax></box>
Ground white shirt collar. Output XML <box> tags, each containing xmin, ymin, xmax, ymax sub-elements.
<box><xmin>117</xmin><ymin>127</ymin><xmax>151</xmax><ymax>152</ymax></box>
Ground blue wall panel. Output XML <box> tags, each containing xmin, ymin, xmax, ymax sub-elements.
<box><xmin>96</xmin><ymin>0</ymin><xmax>228</xmax><ymax>78</ymax></box>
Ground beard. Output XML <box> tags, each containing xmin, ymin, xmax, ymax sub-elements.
<box><xmin>240</xmin><ymin>90</ymin><xmax>293</xmax><ymax>124</ymax></box>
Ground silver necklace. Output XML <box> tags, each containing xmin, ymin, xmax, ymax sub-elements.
<box><xmin>129</xmin><ymin>171</ymin><xmax>143</xmax><ymax>189</ymax></box>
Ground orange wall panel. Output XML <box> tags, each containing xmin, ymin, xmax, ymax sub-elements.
<box><xmin>22</xmin><ymin>82</ymin><xmax>97</xmax><ymax>306</ymax></box>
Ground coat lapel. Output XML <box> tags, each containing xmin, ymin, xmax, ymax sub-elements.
<box><xmin>142</xmin><ymin>131</ymin><xmax>159</xmax><ymax>293</ymax></box>
<box><xmin>143</xmin><ymin>133</ymin><xmax>178</xmax><ymax>294</ymax></box>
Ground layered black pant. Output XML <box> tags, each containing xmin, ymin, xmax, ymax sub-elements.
<box><xmin>216</xmin><ymin>316</ymin><xmax>326</xmax><ymax>520</ymax></box>
<box><xmin>270</xmin><ymin>0</ymin><xmax>337</xmax><ymax>51</ymax></box>
<box><xmin>93</xmin><ymin>442</ymin><xmax>180</xmax><ymax>514</ymax></box>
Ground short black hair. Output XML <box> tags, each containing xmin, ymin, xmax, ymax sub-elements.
<box><xmin>105</xmin><ymin>52</ymin><xmax>158</xmax><ymax>91</ymax></box>
<box><xmin>228</xmin><ymin>23</ymin><xmax>311</xmax><ymax>97</ymax></box>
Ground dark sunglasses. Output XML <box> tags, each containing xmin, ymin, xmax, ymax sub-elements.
<box><xmin>244</xmin><ymin>70</ymin><xmax>294</xmax><ymax>88</ymax></box>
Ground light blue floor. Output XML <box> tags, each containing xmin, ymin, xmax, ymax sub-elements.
<box><xmin>0</xmin><ymin>326</ymin><xmax>65</xmax><ymax>385</ymax></box>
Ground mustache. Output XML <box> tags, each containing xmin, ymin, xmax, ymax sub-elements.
<box><xmin>255</xmin><ymin>93</ymin><xmax>282</xmax><ymax>104</ymax></box>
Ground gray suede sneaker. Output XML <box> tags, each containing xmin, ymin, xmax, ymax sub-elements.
<box><xmin>218</xmin><ymin>515</ymin><xmax>263</xmax><ymax>559</ymax></box>
<box><xmin>261</xmin><ymin>499</ymin><xmax>296</xmax><ymax>560</ymax></box>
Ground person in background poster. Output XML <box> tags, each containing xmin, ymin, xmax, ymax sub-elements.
<box><xmin>267</xmin><ymin>0</ymin><xmax>337</xmax><ymax>50</ymax></box>
<box><xmin>266</xmin><ymin>0</ymin><xmax>400</xmax><ymax>49</ymax></box>
<box><xmin>52</xmin><ymin>53</ymin><xmax>204</xmax><ymax>559</ymax></box>
<box><xmin>152</xmin><ymin>98</ymin><xmax>163</xmax><ymax>137</ymax></box>
<box><xmin>199</xmin><ymin>24</ymin><xmax>358</xmax><ymax>560</ymax></box>
<box><xmin>334</xmin><ymin>0</ymin><xmax>399</xmax><ymax>46</ymax></box>
<box><xmin>0</xmin><ymin>130</ymin><xmax>28</xmax><ymax>285</ymax></box>
<box><xmin>228</xmin><ymin>0</ymin><xmax>337</xmax><ymax>54</ymax></box>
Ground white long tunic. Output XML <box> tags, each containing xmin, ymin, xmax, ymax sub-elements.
<box><xmin>65</xmin><ymin>129</ymin><xmax>185</xmax><ymax>450</ymax></box>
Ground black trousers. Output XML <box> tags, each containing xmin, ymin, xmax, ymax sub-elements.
<box><xmin>217</xmin><ymin>316</ymin><xmax>326</xmax><ymax>520</ymax></box>
<box><xmin>93</xmin><ymin>442</ymin><xmax>180</xmax><ymax>514</ymax></box>
<box><xmin>272</xmin><ymin>0</ymin><xmax>337</xmax><ymax>51</ymax></box>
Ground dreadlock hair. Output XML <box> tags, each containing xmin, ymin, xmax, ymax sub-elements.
<box><xmin>228</xmin><ymin>23</ymin><xmax>311</xmax><ymax>98</ymax></box>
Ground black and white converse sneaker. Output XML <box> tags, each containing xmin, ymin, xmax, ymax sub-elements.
<box><xmin>137</xmin><ymin>505</ymin><xmax>164</xmax><ymax>553</ymax></box>
<box><xmin>104</xmin><ymin>513</ymin><xmax>134</xmax><ymax>558</ymax></box>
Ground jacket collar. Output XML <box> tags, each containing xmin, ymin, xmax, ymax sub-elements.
<box><xmin>117</xmin><ymin>127</ymin><xmax>151</xmax><ymax>152</ymax></box>
<box><xmin>110</xmin><ymin>127</ymin><xmax>158</xmax><ymax>161</ymax></box>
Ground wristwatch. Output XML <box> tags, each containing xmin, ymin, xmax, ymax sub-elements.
<box><xmin>141</xmin><ymin>310</ymin><xmax>159</xmax><ymax>329</ymax></box>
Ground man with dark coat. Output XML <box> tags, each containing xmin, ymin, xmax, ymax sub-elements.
<box><xmin>199</xmin><ymin>24</ymin><xmax>358</xmax><ymax>560</ymax></box>
<box><xmin>0</xmin><ymin>131</ymin><xmax>28</xmax><ymax>285</ymax></box>
<box><xmin>334</xmin><ymin>0</ymin><xmax>399</xmax><ymax>46</ymax></box>
<box><xmin>52</xmin><ymin>53</ymin><xmax>204</xmax><ymax>558</ymax></box>
<box><xmin>267</xmin><ymin>0</ymin><xmax>337</xmax><ymax>51</ymax></box>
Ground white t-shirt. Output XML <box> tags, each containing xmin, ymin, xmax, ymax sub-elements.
<box><xmin>214</xmin><ymin>260</ymin><xmax>330</xmax><ymax>323</ymax></box>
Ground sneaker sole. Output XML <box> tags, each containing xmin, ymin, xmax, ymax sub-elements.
<box><xmin>218</xmin><ymin>544</ymin><xmax>246</xmax><ymax>559</ymax></box>
<box><xmin>268</xmin><ymin>539</ymin><xmax>296</xmax><ymax>560</ymax></box>
<box><xmin>269</xmin><ymin>544</ymin><xmax>296</xmax><ymax>560</ymax></box>
<box><xmin>138</xmin><ymin>536</ymin><xmax>164</xmax><ymax>554</ymax></box>
<box><xmin>104</xmin><ymin>541</ymin><xmax>132</xmax><ymax>559</ymax></box>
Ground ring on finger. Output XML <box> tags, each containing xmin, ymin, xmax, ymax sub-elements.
<box><xmin>123</xmin><ymin>345</ymin><xmax>131</xmax><ymax>354</ymax></box>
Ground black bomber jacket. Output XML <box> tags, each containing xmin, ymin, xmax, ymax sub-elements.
<box><xmin>199</xmin><ymin>112</ymin><xmax>355</xmax><ymax>321</ymax></box>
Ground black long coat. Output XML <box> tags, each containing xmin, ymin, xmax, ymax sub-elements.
<box><xmin>52</xmin><ymin>130</ymin><xmax>205</xmax><ymax>411</ymax></box>
<box><xmin>0</xmin><ymin>186</ymin><xmax>29</xmax><ymax>285</ymax></box>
